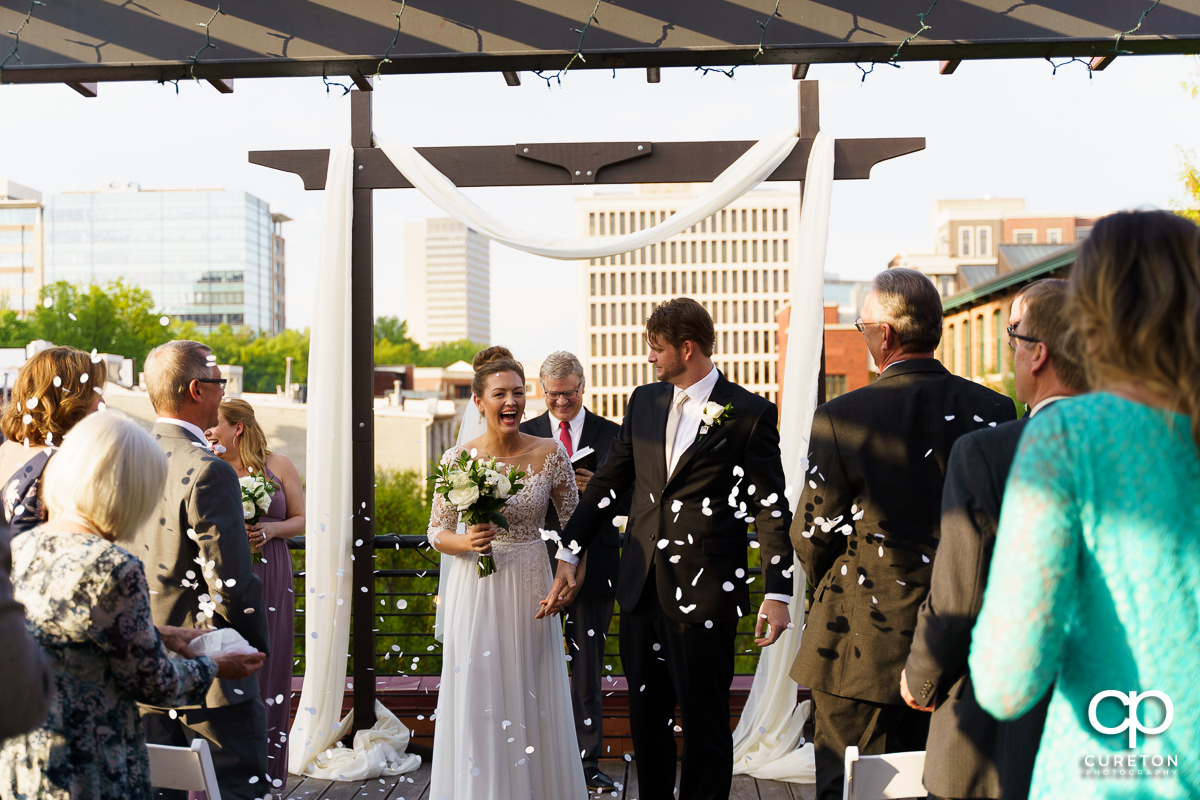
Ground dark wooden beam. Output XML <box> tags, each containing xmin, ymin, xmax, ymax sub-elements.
<box><xmin>1090</xmin><ymin>54</ymin><xmax>1117</xmax><ymax>71</ymax></box>
<box><xmin>206</xmin><ymin>77</ymin><xmax>234</xmax><ymax>93</ymax></box>
<box><xmin>350</xmin><ymin>72</ymin><xmax>375</xmax><ymax>92</ymax></box>
<box><xmin>66</xmin><ymin>81</ymin><xmax>97</xmax><ymax>97</ymax></box>
<box><xmin>502</xmin><ymin>70</ymin><xmax>521</xmax><ymax>86</ymax></box>
<box><xmin>646</xmin><ymin>66</ymin><xmax>660</xmax><ymax>83</ymax></box>
<box><xmin>349</xmin><ymin>89</ymin><xmax>378</xmax><ymax>734</ymax></box>
<box><xmin>250</xmin><ymin>136</ymin><xmax>925</xmax><ymax>192</ymax></box>
<box><xmin>792</xmin><ymin>63</ymin><xmax>809</xmax><ymax>80</ymax></box>
<box><xmin>1</xmin><ymin>0</ymin><xmax>1197</xmax><ymax>85</ymax></box>
<box><xmin>939</xmin><ymin>60</ymin><xmax>961</xmax><ymax>75</ymax></box>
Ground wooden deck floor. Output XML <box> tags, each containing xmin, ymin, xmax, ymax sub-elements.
<box><xmin>279</xmin><ymin>758</ymin><xmax>816</xmax><ymax>800</ymax></box>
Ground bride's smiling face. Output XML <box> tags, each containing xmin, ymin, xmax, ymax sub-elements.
<box><xmin>476</xmin><ymin>370</ymin><xmax>526</xmax><ymax>433</ymax></box>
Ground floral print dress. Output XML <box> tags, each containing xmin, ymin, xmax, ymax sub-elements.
<box><xmin>0</xmin><ymin>527</ymin><xmax>217</xmax><ymax>800</ymax></box>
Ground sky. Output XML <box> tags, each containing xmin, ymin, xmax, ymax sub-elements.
<box><xmin>1</xmin><ymin>54</ymin><xmax>1197</xmax><ymax>362</ymax></box>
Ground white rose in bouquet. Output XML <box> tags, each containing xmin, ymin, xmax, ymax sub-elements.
<box><xmin>242</xmin><ymin>499</ymin><xmax>256</xmax><ymax>519</ymax></box>
<box><xmin>447</xmin><ymin>484</ymin><xmax>481</xmax><ymax>511</ymax></box>
<box><xmin>484</xmin><ymin>469</ymin><xmax>512</xmax><ymax>499</ymax></box>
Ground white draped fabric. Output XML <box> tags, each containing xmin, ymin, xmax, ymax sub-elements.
<box><xmin>375</xmin><ymin>128</ymin><xmax>799</xmax><ymax>259</ymax></box>
<box><xmin>287</xmin><ymin>142</ymin><xmax>422</xmax><ymax>780</ymax></box>
<box><xmin>290</xmin><ymin>125</ymin><xmax>830</xmax><ymax>785</ymax></box>
<box><xmin>731</xmin><ymin>131</ymin><xmax>834</xmax><ymax>783</ymax></box>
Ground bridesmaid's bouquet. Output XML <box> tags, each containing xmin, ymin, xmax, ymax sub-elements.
<box><xmin>239</xmin><ymin>470</ymin><xmax>277</xmax><ymax>526</ymax></box>
<box><xmin>432</xmin><ymin>450</ymin><xmax>526</xmax><ymax>578</ymax></box>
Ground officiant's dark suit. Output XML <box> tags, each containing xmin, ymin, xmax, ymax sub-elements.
<box><xmin>902</xmin><ymin>279</ymin><xmax>1084</xmax><ymax>800</ymax></box>
<box><xmin>121</xmin><ymin>341</ymin><xmax>269</xmax><ymax>800</ymax></box>
<box><xmin>791</xmin><ymin>269</ymin><xmax>1016</xmax><ymax>800</ymax></box>
<box><xmin>520</xmin><ymin>358</ymin><xmax>625</xmax><ymax>790</ymax></box>
<box><xmin>549</xmin><ymin>299</ymin><xmax>793</xmax><ymax>800</ymax></box>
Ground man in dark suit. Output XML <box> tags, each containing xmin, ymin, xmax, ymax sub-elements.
<box><xmin>519</xmin><ymin>349</ymin><xmax>623</xmax><ymax>793</ymax></box>
<box><xmin>791</xmin><ymin>268</ymin><xmax>1017</xmax><ymax>800</ymax></box>
<box><xmin>122</xmin><ymin>340</ymin><xmax>270</xmax><ymax>799</ymax></box>
<box><xmin>541</xmin><ymin>298</ymin><xmax>793</xmax><ymax>800</ymax></box>
<box><xmin>901</xmin><ymin>279</ymin><xmax>1086</xmax><ymax>800</ymax></box>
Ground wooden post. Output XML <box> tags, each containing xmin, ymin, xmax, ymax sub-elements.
<box><xmin>350</xmin><ymin>88</ymin><xmax>378</xmax><ymax>732</ymax></box>
<box><xmin>799</xmin><ymin>81</ymin><xmax>827</xmax><ymax>406</ymax></box>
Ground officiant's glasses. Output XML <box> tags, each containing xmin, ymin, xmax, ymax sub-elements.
<box><xmin>544</xmin><ymin>384</ymin><xmax>581</xmax><ymax>401</ymax></box>
<box><xmin>196</xmin><ymin>378</ymin><xmax>228</xmax><ymax>387</ymax></box>
<box><xmin>1006</xmin><ymin>325</ymin><xmax>1040</xmax><ymax>350</ymax></box>
<box><xmin>854</xmin><ymin>317</ymin><xmax>884</xmax><ymax>333</ymax></box>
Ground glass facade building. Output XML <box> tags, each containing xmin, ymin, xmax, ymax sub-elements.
<box><xmin>41</xmin><ymin>186</ymin><xmax>284</xmax><ymax>334</ymax></box>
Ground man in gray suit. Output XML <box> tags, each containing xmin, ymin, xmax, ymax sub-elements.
<box><xmin>124</xmin><ymin>340</ymin><xmax>270</xmax><ymax>799</ymax></box>
<box><xmin>792</xmin><ymin>269</ymin><xmax>1017</xmax><ymax>800</ymax></box>
<box><xmin>902</xmin><ymin>279</ymin><xmax>1087</xmax><ymax>799</ymax></box>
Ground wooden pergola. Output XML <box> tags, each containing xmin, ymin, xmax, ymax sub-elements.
<box><xmin>4</xmin><ymin>0</ymin><xmax>1199</xmax><ymax>734</ymax></box>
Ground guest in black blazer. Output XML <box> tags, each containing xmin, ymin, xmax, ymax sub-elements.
<box><xmin>541</xmin><ymin>298</ymin><xmax>793</xmax><ymax>800</ymax></box>
<box><xmin>519</xmin><ymin>350</ymin><xmax>624</xmax><ymax>793</ymax></box>
<box><xmin>791</xmin><ymin>268</ymin><xmax>1017</xmax><ymax>800</ymax></box>
<box><xmin>902</xmin><ymin>279</ymin><xmax>1087</xmax><ymax>800</ymax></box>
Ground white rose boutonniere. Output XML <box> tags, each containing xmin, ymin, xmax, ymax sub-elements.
<box><xmin>698</xmin><ymin>401</ymin><xmax>735</xmax><ymax>437</ymax></box>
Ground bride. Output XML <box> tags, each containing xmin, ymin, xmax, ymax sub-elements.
<box><xmin>426</xmin><ymin>346</ymin><xmax>587</xmax><ymax>800</ymax></box>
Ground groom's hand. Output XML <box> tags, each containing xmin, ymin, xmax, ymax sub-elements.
<box><xmin>536</xmin><ymin>560</ymin><xmax>578</xmax><ymax>619</ymax></box>
<box><xmin>754</xmin><ymin>598</ymin><xmax>791</xmax><ymax>647</ymax></box>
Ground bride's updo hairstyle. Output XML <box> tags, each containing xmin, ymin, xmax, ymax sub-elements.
<box><xmin>471</xmin><ymin>346</ymin><xmax>525</xmax><ymax>397</ymax></box>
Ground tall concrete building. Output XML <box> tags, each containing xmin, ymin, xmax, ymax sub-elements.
<box><xmin>0</xmin><ymin>181</ymin><xmax>46</xmax><ymax>314</ymax></box>
<box><xmin>41</xmin><ymin>183</ymin><xmax>286</xmax><ymax>334</ymax></box>
<box><xmin>577</xmin><ymin>184</ymin><xmax>800</xmax><ymax>421</ymax></box>
<box><xmin>404</xmin><ymin>218</ymin><xmax>490</xmax><ymax>348</ymax></box>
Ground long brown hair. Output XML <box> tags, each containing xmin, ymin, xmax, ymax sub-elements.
<box><xmin>218</xmin><ymin>398</ymin><xmax>273</xmax><ymax>478</ymax></box>
<box><xmin>1</xmin><ymin>346</ymin><xmax>107</xmax><ymax>445</ymax></box>
<box><xmin>1067</xmin><ymin>210</ymin><xmax>1200</xmax><ymax>448</ymax></box>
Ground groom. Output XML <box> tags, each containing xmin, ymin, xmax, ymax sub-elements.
<box><xmin>541</xmin><ymin>297</ymin><xmax>793</xmax><ymax>800</ymax></box>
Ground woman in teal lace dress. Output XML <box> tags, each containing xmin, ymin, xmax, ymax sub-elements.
<box><xmin>0</xmin><ymin>411</ymin><xmax>264</xmax><ymax>800</ymax></box>
<box><xmin>970</xmin><ymin>210</ymin><xmax>1200</xmax><ymax>799</ymax></box>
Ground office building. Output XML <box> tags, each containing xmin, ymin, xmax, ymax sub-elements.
<box><xmin>0</xmin><ymin>181</ymin><xmax>45</xmax><ymax>314</ymax></box>
<box><xmin>35</xmin><ymin>183</ymin><xmax>286</xmax><ymax>334</ymax></box>
<box><xmin>577</xmin><ymin>184</ymin><xmax>799</xmax><ymax>420</ymax></box>
<box><xmin>404</xmin><ymin>218</ymin><xmax>490</xmax><ymax>347</ymax></box>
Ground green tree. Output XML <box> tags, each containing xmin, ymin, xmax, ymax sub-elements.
<box><xmin>27</xmin><ymin>280</ymin><xmax>173</xmax><ymax>367</ymax></box>
<box><xmin>194</xmin><ymin>324</ymin><xmax>310</xmax><ymax>394</ymax></box>
<box><xmin>1177</xmin><ymin>56</ymin><xmax>1200</xmax><ymax>222</ymax></box>
<box><xmin>0</xmin><ymin>306</ymin><xmax>32</xmax><ymax>348</ymax></box>
<box><xmin>418</xmin><ymin>339</ymin><xmax>482</xmax><ymax>367</ymax></box>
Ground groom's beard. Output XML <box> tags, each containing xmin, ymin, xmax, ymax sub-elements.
<box><xmin>655</xmin><ymin>362</ymin><xmax>684</xmax><ymax>383</ymax></box>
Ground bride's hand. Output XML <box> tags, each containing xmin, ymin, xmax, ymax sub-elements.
<box><xmin>536</xmin><ymin>560</ymin><xmax>578</xmax><ymax>619</ymax></box>
<box><xmin>465</xmin><ymin>522</ymin><xmax>496</xmax><ymax>554</ymax></box>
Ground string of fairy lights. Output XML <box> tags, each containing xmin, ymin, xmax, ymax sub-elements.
<box><xmin>0</xmin><ymin>0</ymin><xmax>1180</xmax><ymax>92</ymax></box>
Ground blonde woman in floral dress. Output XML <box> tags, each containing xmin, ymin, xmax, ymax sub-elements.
<box><xmin>425</xmin><ymin>346</ymin><xmax>587</xmax><ymax>800</ymax></box>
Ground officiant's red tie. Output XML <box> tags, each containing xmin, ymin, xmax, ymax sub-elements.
<box><xmin>559</xmin><ymin>420</ymin><xmax>573</xmax><ymax>457</ymax></box>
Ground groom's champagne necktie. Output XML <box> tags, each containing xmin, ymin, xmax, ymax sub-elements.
<box><xmin>558</xmin><ymin>419</ymin><xmax>573</xmax><ymax>457</ymax></box>
<box><xmin>664</xmin><ymin>391</ymin><xmax>689</xmax><ymax>473</ymax></box>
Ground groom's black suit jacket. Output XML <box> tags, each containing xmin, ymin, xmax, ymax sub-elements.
<box><xmin>562</xmin><ymin>372</ymin><xmax>792</xmax><ymax>623</ymax></box>
<box><xmin>520</xmin><ymin>407</ymin><xmax>624</xmax><ymax>600</ymax></box>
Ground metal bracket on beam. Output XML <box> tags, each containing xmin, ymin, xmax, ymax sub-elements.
<box><xmin>647</xmin><ymin>67</ymin><xmax>661</xmax><ymax>83</ymax></box>
<box><xmin>792</xmin><ymin>63</ymin><xmax>810</xmax><ymax>80</ymax></box>
<box><xmin>66</xmin><ymin>81</ymin><xmax>97</xmax><ymax>97</ymax></box>
<box><xmin>515</xmin><ymin>142</ymin><xmax>653</xmax><ymax>184</ymax></box>
<box><xmin>503</xmin><ymin>70</ymin><xmax>521</xmax><ymax>86</ymax></box>
<box><xmin>207</xmin><ymin>78</ymin><xmax>234</xmax><ymax>93</ymax></box>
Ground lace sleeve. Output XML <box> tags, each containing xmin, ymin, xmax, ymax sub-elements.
<box><xmin>969</xmin><ymin>409</ymin><xmax>1079</xmax><ymax>719</ymax></box>
<box><xmin>547</xmin><ymin>443</ymin><xmax>579</xmax><ymax>531</ymax></box>
<box><xmin>427</xmin><ymin>447</ymin><xmax>462</xmax><ymax>550</ymax></box>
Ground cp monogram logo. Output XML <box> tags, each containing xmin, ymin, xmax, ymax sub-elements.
<box><xmin>1088</xmin><ymin>690</ymin><xmax>1174</xmax><ymax>748</ymax></box>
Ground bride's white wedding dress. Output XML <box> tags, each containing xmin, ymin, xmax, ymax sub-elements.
<box><xmin>427</xmin><ymin>441</ymin><xmax>588</xmax><ymax>800</ymax></box>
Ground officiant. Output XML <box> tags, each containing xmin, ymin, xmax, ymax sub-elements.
<box><xmin>520</xmin><ymin>350</ymin><xmax>627</xmax><ymax>793</ymax></box>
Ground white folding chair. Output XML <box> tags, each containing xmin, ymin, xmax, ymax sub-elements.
<box><xmin>842</xmin><ymin>745</ymin><xmax>927</xmax><ymax>800</ymax></box>
<box><xmin>147</xmin><ymin>739</ymin><xmax>223</xmax><ymax>800</ymax></box>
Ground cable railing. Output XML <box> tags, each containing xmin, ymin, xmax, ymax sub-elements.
<box><xmin>286</xmin><ymin>533</ymin><xmax>771</xmax><ymax>680</ymax></box>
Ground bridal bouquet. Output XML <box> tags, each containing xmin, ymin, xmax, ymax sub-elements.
<box><xmin>239</xmin><ymin>471</ymin><xmax>277</xmax><ymax>562</ymax></box>
<box><xmin>432</xmin><ymin>450</ymin><xmax>526</xmax><ymax>577</ymax></box>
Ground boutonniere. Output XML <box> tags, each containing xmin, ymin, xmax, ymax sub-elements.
<box><xmin>698</xmin><ymin>401</ymin><xmax>735</xmax><ymax>437</ymax></box>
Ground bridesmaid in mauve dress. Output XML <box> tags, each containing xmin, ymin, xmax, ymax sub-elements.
<box><xmin>205</xmin><ymin>398</ymin><xmax>306</xmax><ymax>793</ymax></box>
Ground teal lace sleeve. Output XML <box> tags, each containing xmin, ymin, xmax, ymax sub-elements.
<box><xmin>969</xmin><ymin>408</ymin><xmax>1080</xmax><ymax>719</ymax></box>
